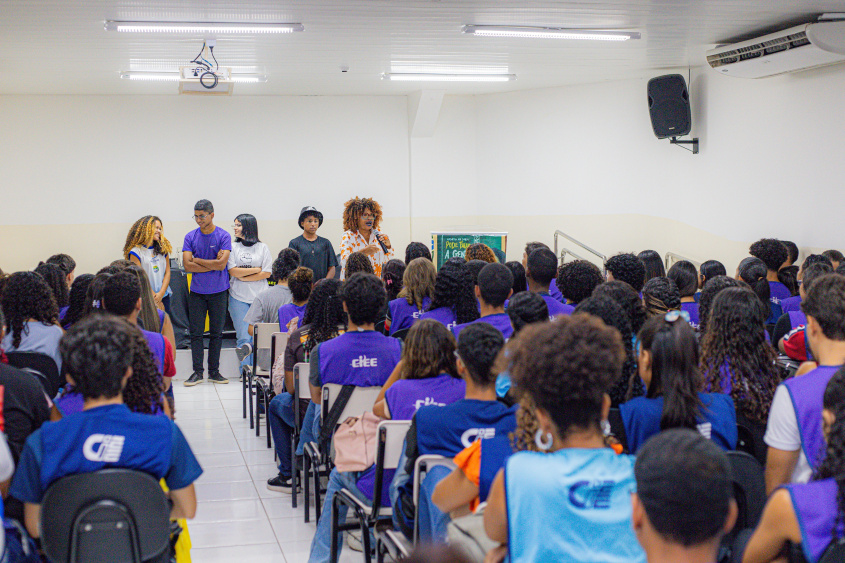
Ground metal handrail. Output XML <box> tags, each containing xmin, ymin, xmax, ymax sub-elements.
<box><xmin>554</xmin><ymin>230</ymin><xmax>607</xmax><ymax>265</ymax></box>
<box><xmin>560</xmin><ymin>247</ymin><xmax>588</xmax><ymax>262</ymax></box>
<box><xmin>664</xmin><ymin>252</ymin><xmax>701</xmax><ymax>269</ymax></box>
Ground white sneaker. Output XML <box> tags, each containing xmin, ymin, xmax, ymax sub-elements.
<box><xmin>346</xmin><ymin>529</ymin><xmax>364</xmax><ymax>553</ymax></box>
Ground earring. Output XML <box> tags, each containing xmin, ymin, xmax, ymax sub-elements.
<box><xmin>601</xmin><ymin>419</ymin><xmax>611</xmax><ymax>436</ymax></box>
<box><xmin>534</xmin><ymin>429</ymin><xmax>553</xmax><ymax>451</ymax></box>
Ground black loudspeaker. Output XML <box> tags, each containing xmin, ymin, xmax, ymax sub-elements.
<box><xmin>647</xmin><ymin>74</ymin><xmax>691</xmax><ymax>139</ymax></box>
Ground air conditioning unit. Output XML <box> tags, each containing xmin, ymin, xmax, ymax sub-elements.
<box><xmin>178</xmin><ymin>66</ymin><xmax>234</xmax><ymax>95</ymax></box>
<box><xmin>706</xmin><ymin>20</ymin><xmax>845</xmax><ymax>78</ymax></box>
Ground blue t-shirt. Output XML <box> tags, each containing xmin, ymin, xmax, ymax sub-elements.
<box><xmin>309</xmin><ymin>330</ymin><xmax>402</xmax><ymax>388</ymax></box>
<box><xmin>278</xmin><ymin>303</ymin><xmax>307</xmax><ymax>332</ymax></box>
<box><xmin>619</xmin><ymin>393</ymin><xmax>737</xmax><ymax>454</ymax></box>
<box><xmin>452</xmin><ymin>313</ymin><xmax>514</xmax><ymax>340</ymax></box>
<box><xmin>414</xmin><ymin>399</ymin><xmax>517</xmax><ymax>455</ymax></box>
<box><xmin>388</xmin><ymin>297</ymin><xmax>431</xmax><ymax>335</ymax></box>
<box><xmin>10</xmin><ymin>404</ymin><xmax>202</xmax><ymax>504</ymax></box>
<box><xmin>183</xmin><ymin>226</ymin><xmax>232</xmax><ymax>294</ymax></box>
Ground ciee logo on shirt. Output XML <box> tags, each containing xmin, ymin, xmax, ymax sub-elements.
<box><xmin>460</xmin><ymin>427</ymin><xmax>496</xmax><ymax>448</ymax></box>
<box><xmin>83</xmin><ymin>434</ymin><xmax>125</xmax><ymax>463</ymax></box>
<box><xmin>351</xmin><ymin>355</ymin><xmax>378</xmax><ymax>368</ymax></box>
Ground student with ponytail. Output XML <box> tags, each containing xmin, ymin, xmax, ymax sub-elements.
<box><xmin>619</xmin><ymin>313</ymin><xmax>737</xmax><ymax>454</ymax></box>
<box><xmin>738</xmin><ymin>256</ymin><xmax>780</xmax><ymax>325</ymax></box>
<box><xmin>667</xmin><ymin>260</ymin><xmax>700</xmax><ymax>329</ymax></box>
<box><xmin>641</xmin><ymin>277</ymin><xmax>681</xmax><ymax>318</ymax></box>
<box><xmin>743</xmin><ymin>368</ymin><xmax>845</xmax><ymax>563</ymax></box>
<box><xmin>124</xmin><ymin>215</ymin><xmax>173</xmax><ymax>315</ymax></box>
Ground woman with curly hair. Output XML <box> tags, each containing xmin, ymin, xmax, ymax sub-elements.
<box><xmin>592</xmin><ymin>280</ymin><xmax>648</xmax><ymax>336</ymax></box>
<box><xmin>698</xmin><ymin>275</ymin><xmax>744</xmax><ymax>336</ymax></box>
<box><xmin>388</xmin><ymin>257</ymin><xmax>435</xmax><ymax>335</ymax></box>
<box><xmin>606</xmin><ymin>253</ymin><xmax>647</xmax><ymax>294</ymax></box>
<box><xmin>556</xmin><ymin>260</ymin><xmax>604</xmax><ymax>306</ymax></box>
<box><xmin>339</xmin><ymin>197</ymin><xmax>393</xmax><ymax>279</ymax></box>
<box><xmin>484</xmin><ymin>315</ymin><xmax>647</xmax><ymax>563</ymax></box>
<box><xmin>381</xmin><ymin>258</ymin><xmax>406</xmax><ymax>303</ymax></box>
<box><xmin>1</xmin><ymin>271</ymin><xmax>63</xmax><ymax>371</ymax></box>
<box><xmin>278</xmin><ymin>267</ymin><xmax>313</xmax><ymax>333</ymax></box>
<box><xmin>743</xmin><ymin>368</ymin><xmax>845</xmax><ymax>563</ymax></box>
<box><xmin>61</xmin><ymin>273</ymin><xmax>94</xmax><ymax>329</ymax></box>
<box><xmin>620</xmin><ymin>313</ymin><xmax>737</xmax><ymax>454</ymax></box>
<box><xmin>419</xmin><ymin>257</ymin><xmax>479</xmax><ymax>330</ymax></box>
<box><xmin>465</xmin><ymin>243</ymin><xmax>497</xmax><ymax>263</ymax></box>
<box><xmin>35</xmin><ymin>262</ymin><xmax>69</xmax><ymax>311</ymax></box>
<box><xmin>124</xmin><ymin>215</ymin><xmax>173</xmax><ymax>315</ymax></box>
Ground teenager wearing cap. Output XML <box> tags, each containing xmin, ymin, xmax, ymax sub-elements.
<box><xmin>288</xmin><ymin>206</ymin><xmax>338</xmax><ymax>282</ymax></box>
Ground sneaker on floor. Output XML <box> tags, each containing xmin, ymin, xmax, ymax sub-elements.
<box><xmin>235</xmin><ymin>343</ymin><xmax>252</xmax><ymax>363</ymax></box>
<box><xmin>184</xmin><ymin>372</ymin><xmax>203</xmax><ymax>386</ymax></box>
<box><xmin>346</xmin><ymin>529</ymin><xmax>364</xmax><ymax>553</ymax></box>
<box><xmin>208</xmin><ymin>371</ymin><xmax>229</xmax><ymax>384</ymax></box>
<box><xmin>267</xmin><ymin>474</ymin><xmax>294</xmax><ymax>493</ymax></box>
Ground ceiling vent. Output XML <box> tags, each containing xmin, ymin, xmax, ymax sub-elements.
<box><xmin>706</xmin><ymin>20</ymin><xmax>845</xmax><ymax>78</ymax></box>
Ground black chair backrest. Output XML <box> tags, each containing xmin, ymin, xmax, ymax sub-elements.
<box><xmin>819</xmin><ymin>539</ymin><xmax>845</xmax><ymax>563</ymax></box>
<box><xmin>390</xmin><ymin>327</ymin><xmax>411</xmax><ymax>341</ymax></box>
<box><xmin>6</xmin><ymin>351</ymin><xmax>62</xmax><ymax>397</ymax></box>
<box><xmin>727</xmin><ymin>451</ymin><xmax>766</xmax><ymax>532</ymax></box>
<box><xmin>736</xmin><ymin>414</ymin><xmax>768</xmax><ymax>466</ymax></box>
<box><xmin>41</xmin><ymin>469</ymin><xmax>171</xmax><ymax>563</ymax></box>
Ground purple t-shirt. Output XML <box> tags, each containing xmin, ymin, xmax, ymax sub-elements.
<box><xmin>786</xmin><ymin>479</ymin><xmax>845</xmax><ymax>562</ymax></box>
<box><xmin>769</xmin><ymin>281</ymin><xmax>793</xmax><ymax>306</ymax></box>
<box><xmin>388</xmin><ymin>296</ymin><xmax>431</xmax><ymax>335</ymax></box>
<box><xmin>680</xmin><ymin>301</ymin><xmax>700</xmax><ymax>330</ymax></box>
<box><xmin>418</xmin><ymin>306</ymin><xmax>458</xmax><ymax>331</ymax></box>
<box><xmin>385</xmin><ymin>373</ymin><xmax>466</xmax><ymax>421</ymax></box>
<box><xmin>783</xmin><ymin>364</ymin><xmax>842</xmax><ymax>469</ymax></box>
<box><xmin>540</xmin><ymin>293</ymin><xmax>571</xmax><ymax>318</ymax></box>
<box><xmin>452</xmin><ymin>313</ymin><xmax>514</xmax><ymax>340</ymax></box>
<box><xmin>781</xmin><ymin>295</ymin><xmax>802</xmax><ymax>313</ymax></box>
<box><xmin>278</xmin><ymin>303</ymin><xmax>307</xmax><ymax>332</ymax></box>
<box><xmin>548</xmin><ymin>279</ymin><xmax>564</xmax><ymax>303</ymax></box>
<box><xmin>313</xmin><ymin>331</ymin><xmax>402</xmax><ymax>388</ymax></box>
<box><xmin>183</xmin><ymin>227</ymin><xmax>232</xmax><ymax>294</ymax></box>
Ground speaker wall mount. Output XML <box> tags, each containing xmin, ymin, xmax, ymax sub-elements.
<box><xmin>647</xmin><ymin>74</ymin><xmax>699</xmax><ymax>154</ymax></box>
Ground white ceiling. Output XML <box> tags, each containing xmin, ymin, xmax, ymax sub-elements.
<box><xmin>1</xmin><ymin>1</ymin><xmax>844</xmax><ymax>95</ymax></box>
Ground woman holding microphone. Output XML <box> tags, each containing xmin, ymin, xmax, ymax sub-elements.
<box><xmin>339</xmin><ymin>197</ymin><xmax>394</xmax><ymax>279</ymax></box>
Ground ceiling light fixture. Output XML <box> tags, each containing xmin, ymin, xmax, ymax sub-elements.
<box><xmin>382</xmin><ymin>73</ymin><xmax>516</xmax><ymax>82</ymax></box>
<box><xmin>105</xmin><ymin>21</ymin><xmax>304</xmax><ymax>33</ymax></box>
<box><xmin>120</xmin><ymin>71</ymin><xmax>268</xmax><ymax>83</ymax></box>
<box><xmin>462</xmin><ymin>25</ymin><xmax>640</xmax><ymax>41</ymax></box>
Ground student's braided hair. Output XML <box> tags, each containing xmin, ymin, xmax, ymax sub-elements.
<box><xmin>642</xmin><ymin>277</ymin><xmax>681</xmax><ymax>318</ymax></box>
<box><xmin>302</xmin><ymin>279</ymin><xmax>345</xmax><ymax>355</ymax></box>
<box><xmin>123</xmin><ymin>215</ymin><xmax>172</xmax><ymax>258</ymax></box>
<box><xmin>62</xmin><ymin>274</ymin><xmax>95</xmax><ymax>328</ymax></box>
<box><xmin>505</xmin><ymin>292</ymin><xmax>548</xmax><ymax>336</ymax></box>
<box><xmin>427</xmin><ymin>258</ymin><xmax>479</xmax><ymax>324</ymax></box>
<box><xmin>700</xmin><ymin>287</ymin><xmax>778</xmax><ymax>424</ymax></box>
<box><xmin>35</xmin><ymin>262</ymin><xmax>69</xmax><ymax>308</ymax></box>
<box><xmin>342</xmin><ymin>197</ymin><xmax>382</xmax><ymax>232</ymax></box>
<box><xmin>1</xmin><ymin>271</ymin><xmax>59</xmax><ymax>348</ymax></box>
<box><xmin>814</xmin><ymin>367</ymin><xmax>845</xmax><ymax>540</ymax></box>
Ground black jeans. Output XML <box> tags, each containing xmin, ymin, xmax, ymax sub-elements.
<box><xmin>188</xmin><ymin>290</ymin><xmax>228</xmax><ymax>374</ymax></box>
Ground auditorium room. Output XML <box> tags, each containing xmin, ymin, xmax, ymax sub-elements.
<box><xmin>2</xmin><ymin>1</ymin><xmax>845</xmax><ymax>562</ymax></box>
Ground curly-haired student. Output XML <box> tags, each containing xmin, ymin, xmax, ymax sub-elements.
<box><xmin>606</xmin><ymin>253</ymin><xmax>647</xmax><ymax>293</ymax></box>
<box><xmin>1</xmin><ymin>271</ymin><xmax>63</xmax><ymax>371</ymax></box>
<box><xmin>339</xmin><ymin>197</ymin><xmax>394</xmax><ymax>279</ymax></box>
<box><xmin>419</xmin><ymin>258</ymin><xmax>479</xmax><ymax>331</ymax></box>
<box><xmin>124</xmin><ymin>215</ymin><xmax>173</xmax><ymax>315</ymax></box>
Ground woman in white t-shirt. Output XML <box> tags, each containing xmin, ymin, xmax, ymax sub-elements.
<box><xmin>124</xmin><ymin>215</ymin><xmax>173</xmax><ymax>316</ymax></box>
<box><xmin>228</xmin><ymin>214</ymin><xmax>273</xmax><ymax>371</ymax></box>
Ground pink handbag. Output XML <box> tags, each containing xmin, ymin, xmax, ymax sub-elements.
<box><xmin>333</xmin><ymin>412</ymin><xmax>382</xmax><ymax>472</ymax></box>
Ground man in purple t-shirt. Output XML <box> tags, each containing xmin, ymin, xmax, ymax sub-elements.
<box><xmin>452</xmin><ymin>263</ymin><xmax>514</xmax><ymax>340</ymax></box>
<box><xmin>182</xmin><ymin>199</ymin><xmax>232</xmax><ymax>386</ymax></box>
<box><xmin>526</xmin><ymin>248</ymin><xmax>573</xmax><ymax>318</ymax></box>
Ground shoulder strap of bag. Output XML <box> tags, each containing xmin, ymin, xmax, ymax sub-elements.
<box><xmin>319</xmin><ymin>384</ymin><xmax>355</xmax><ymax>443</ymax></box>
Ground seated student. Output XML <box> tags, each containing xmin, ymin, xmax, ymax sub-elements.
<box><xmin>642</xmin><ymin>277</ymin><xmax>681</xmax><ymax>318</ymax></box>
<box><xmin>576</xmin><ymin>295</ymin><xmax>642</xmax><ymax>406</ymax></box>
<box><xmin>344</xmin><ymin>250</ymin><xmax>375</xmax><ymax>278</ymax></box>
<box><xmin>556</xmin><ymin>259</ymin><xmax>604</xmax><ymax>307</ymax></box>
<box><xmin>697</xmin><ymin>275</ymin><xmax>744</xmax><ymax>336</ymax></box>
<box><xmin>606</xmin><ymin>253</ymin><xmax>647</xmax><ymax>295</ymax></box>
<box><xmin>496</xmin><ymin>292</ymin><xmax>549</xmax><ymax>401</ymax></box>
<box><xmin>633</xmin><ymin>429</ymin><xmax>737</xmax><ymax>563</ymax></box>
<box><xmin>451</xmin><ymin>263</ymin><xmax>514</xmax><ymax>340</ymax></box>
<box><xmin>781</xmin><ymin>240</ymin><xmax>799</xmax><ymax>268</ymax></box>
<box><xmin>637</xmin><ymin>250</ymin><xmax>665</xmax><ymax>285</ymax></box>
<box><xmin>266</xmin><ymin>279</ymin><xmax>345</xmax><ymax>493</ymax></box>
<box><xmin>35</xmin><ymin>262</ymin><xmax>69</xmax><ymax>317</ymax></box>
<box><xmin>278</xmin><ymin>267</ymin><xmax>313</xmax><ymax>332</ymax></box>
<box><xmin>822</xmin><ymin>249</ymin><xmax>843</xmax><ymax>270</ymax></box>
<box><xmin>381</xmin><ymin>259</ymin><xmax>406</xmax><ymax>304</ymax></box>
<box><xmin>464</xmin><ymin>243</ymin><xmax>496</xmax><ymax>263</ymax></box>
<box><xmin>593</xmin><ymin>280</ymin><xmax>648</xmax><ymax>336</ymax></box>
<box><xmin>667</xmin><ymin>260</ymin><xmax>700</xmax><ymax>329</ymax></box>
<box><xmin>464</xmin><ymin>259</ymin><xmax>487</xmax><ymax>288</ymax></box>
<box><xmin>392</xmin><ymin>323</ymin><xmax>517</xmax><ymax>541</ymax></box>
<box><xmin>9</xmin><ymin>316</ymin><xmax>202</xmax><ymax>539</ymax></box>
<box><xmin>525</xmin><ymin>248</ymin><xmax>572</xmax><ymax>317</ymax></box>
<box><xmin>483</xmin><ymin>315</ymin><xmax>646</xmax><ymax>563</ymax></box>
<box><xmin>101</xmin><ymin>271</ymin><xmax>176</xmax><ymax>392</ymax></box>
<box><xmin>523</xmin><ymin>242</ymin><xmax>563</xmax><ymax>302</ymax></box>
<box><xmin>776</xmin><ymin>262</ymin><xmax>834</xmax><ymax>356</ymax></box>
<box><xmin>0</xmin><ymin>271</ymin><xmax>63</xmax><ymax>371</ymax></box>
<box><xmin>741</xmin><ymin>254</ymin><xmax>782</xmax><ymax>327</ymax></box>
<box><xmin>620</xmin><ymin>313</ymin><xmax>736</xmax><ymax>454</ymax></box>
<box><xmin>61</xmin><ymin>274</ymin><xmax>94</xmax><ymax>330</ymax></box>
<box><xmin>743</xmin><ymin>368</ymin><xmax>845</xmax><ymax>563</ymax></box>
<box><xmin>307</xmin><ymin>319</ymin><xmax>464</xmax><ymax>562</ymax></box>
<box><xmin>419</xmin><ymin>258</ymin><xmax>479</xmax><ymax>330</ymax></box>
<box><xmin>505</xmin><ymin>261</ymin><xmax>527</xmax><ymax>295</ymax></box>
<box><xmin>308</xmin><ymin>272</ymin><xmax>401</xmax><ymax>404</ymax></box>
<box><xmin>46</xmin><ymin>253</ymin><xmax>76</xmax><ymax>289</ymax></box>
<box><xmin>750</xmin><ymin>238</ymin><xmax>792</xmax><ymax>305</ymax></box>
<box><xmin>404</xmin><ymin>241</ymin><xmax>432</xmax><ymax>265</ymax></box>
<box><xmin>697</xmin><ymin>259</ymin><xmax>727</xmax><ymax>301</ymax></box>
<box><xmin>387</xmin><ymin>257</ymin><xmax>435</xmax><ymax>335</ymax></box>
<box><xmin>781</xmin><ymin>254</ymin><xmax>833</xmax><ymax>314</ymax></box>
<box><xmin>764</xmin><ymin>273</ymin><xmax>845</xmax><ymax>493</ymax></box>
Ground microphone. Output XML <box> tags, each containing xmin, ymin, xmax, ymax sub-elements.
<box><xmin>373</xmin><ymin>230</ymin><xmax>390</xmax><ymax>253</ymax></box>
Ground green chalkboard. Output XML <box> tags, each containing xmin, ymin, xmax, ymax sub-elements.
<box><xmin>431</xmin><ymin>232</ymin><xmax>508</xmax><ymax>270</ymax></box>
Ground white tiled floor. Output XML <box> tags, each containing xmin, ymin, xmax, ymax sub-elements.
<box><xmin>173</xmin><ymin>349</ymin><xmax>359</xmax><ymax>563</ymax></box>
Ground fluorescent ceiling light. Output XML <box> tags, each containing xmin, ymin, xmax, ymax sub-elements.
<box><xmin>383</xmin><ymin>73</ymin><xmax>516</xmax><ymax>82</ymax></box>
<box><xmin>120</xmin><ymin>71</ymin><xmax>268</xmax><ymax>83</ymax></box>
<box><xmin>462</xmin><ymin>25</ymin><xmax>640</xmax><ymax>41</ymax></box>
<box><xmin>105</xmin><ymin>21</ymin><xmax>304</xmax><ymax>33</ymax></box>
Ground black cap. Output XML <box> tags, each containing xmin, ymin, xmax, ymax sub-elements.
<box><xmin>298</xmin><ymin>206</ymin><xmax>323</xmax><ymax>229</ymax></box>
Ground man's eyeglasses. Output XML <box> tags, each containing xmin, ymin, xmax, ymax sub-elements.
<box><xmin>193</xmin><ymin>214</ymin><xmax>209</xmax><ymax>220</ymax></box>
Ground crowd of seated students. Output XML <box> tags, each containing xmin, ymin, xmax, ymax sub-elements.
<box><xmin>5</xmin><ymin>235</ymin><xmax>845</xmax><ymax>562</ymax></box>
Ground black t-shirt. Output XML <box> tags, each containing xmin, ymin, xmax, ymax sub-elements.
<box><xmin>288</xmin><ymin>235</ymin><xmax>339</xmax><ymax>281</ymax></box>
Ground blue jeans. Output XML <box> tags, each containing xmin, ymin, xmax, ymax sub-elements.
<box><xmin>308</xmin><ymin>468</ymin><xmax>368</xmax><ymax>563</ymax></box>
<box><xmin>417</xmin><ymin>466</ymin><xmax>452</xmax><ymax>542</ymax></box>
<box><xmin>268</xmin><ymin>393</ymin><xmax>318</xmax><ymax>478</ymax></box>
<box><xmin>227</xmin><ymin>295</ymin><xmax>252</xmax><ymax>369</ymax></box>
